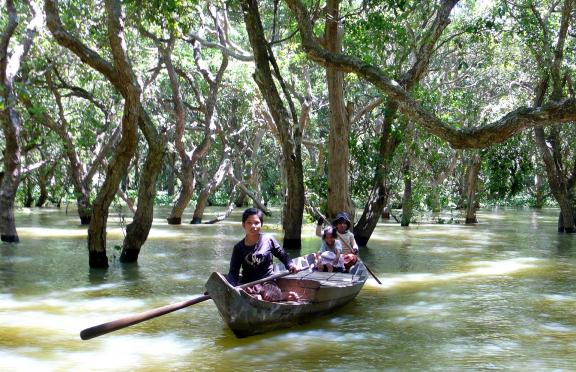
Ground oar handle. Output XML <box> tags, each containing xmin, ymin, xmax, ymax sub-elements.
<box><xmin>79</xmin><ymin>266</ymin><xmax>308</xmax><ymax>340</ymax></box>
<box><xmin>80</xmin><ymin>294</ymin><xmax>211</xmax><ymax>340</ymax></box>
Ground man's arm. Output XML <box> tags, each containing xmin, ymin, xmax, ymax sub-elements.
<box><xmin>227</xmin><ymin>245</ymin><xmax>242</xmax><ymax>286</ymax></box>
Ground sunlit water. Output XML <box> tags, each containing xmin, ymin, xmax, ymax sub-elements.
<box><xmin>1</xmin><ymin>207</ymin><xmax>575</xmax><ymax>371</ymax></box>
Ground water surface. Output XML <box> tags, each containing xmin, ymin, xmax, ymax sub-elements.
<box><xmin>1</xmin><ymin>207</ymin><xmax>575</xmax><ymax>371</ymax></box>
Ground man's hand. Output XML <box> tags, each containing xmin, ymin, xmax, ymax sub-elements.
<box><xmin>285</xmin><ymin>291</ymin><xmax>300</xmax><ymax>301</ymax></box>
<box><xmin>288</xmin><ymin>265</ymin><xmax>298</xmax><ymax>274</ymax></box>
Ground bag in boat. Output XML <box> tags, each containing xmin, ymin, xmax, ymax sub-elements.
<box><xmin>342</xmin><ymin>253</ymin><xmax>358</xmax><ymax>271</ymax></box>
<box><xmin>319</xmin><ymin>251</ymin><xmax>336</xmax><ymax>265</ymax></box>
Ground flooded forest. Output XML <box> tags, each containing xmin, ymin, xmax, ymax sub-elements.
<box><xmin>1</xmin><ymin>0</ymin><xmax>576</xmax><ymax>370</ymax></box>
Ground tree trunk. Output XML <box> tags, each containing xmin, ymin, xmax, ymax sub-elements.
<box><xmin>36</xmin><ymin>166</ymin><xmax>50</xmax><ymax>207</ymax></box>
<box><xmin>233</xmin><ymin>160</ymin><xmax>247</xmax><ymax>207</ymax></box>
<box><xmin>465</xmin><ymin>154</ymin><xmax>481</xmax><ymax>224</ymax></box>
<box><xmin>84</xmin><ymin>0</ymin><xmax>142</xmax><ymax>268</ymax></box>
<box><xmin>533</xmin><ymin>172</ymin><xmax>544</xmax><ymax>209</ymax></box>
<box><xmin>23</xmin><ymin>177</ymin><xmax>34</xmax><ymax>207</ymax></box>
<box><xmin>166</xmin><ymin>152</ymin><xmax>176</xmax><ymax>197</ymax></box>
<box><xmin>168</xmin><ymin>164</ymin><xmax>194</xmax><ymax>225</ymax></box>
<box><xmin>354</xmin><ymin>102</ymin><xmax>400</xmax><ymax>246</ymax></box>
<box><xmin>120</xmin><ymin>113</ymin><xmax>166</xmax><ymax>262</ymax></box>
<box><xmin>162</xmin><ymin>30</ymin><xmax>223</xmax><ymax>224</ymax></box>
<box><xmin>401</xmin><ymin>155</ymin><xmax>413</xmax><ymax>227</ymax></box>
<box><xmin>325</xmin><ymin>0</ymin><xmax>354</xmax><ymax>220</ymax></box>
<box><xmin>0</xmin><ymin>151</ymin><xmax>20</xmax><ymax>242</ymax></box>
<box><xmin>191</xmin><ymin>158</ymin><xmax>232</xmax><ymax>224</ymax></box>
<box><xmin>344</xmin><ymin>0</ymin><xmax>457</xmax><ymax>245</ymax></box>
<box><xmin>534</xmin><ymin>127</ymin><xmax>575</xmax><ymax>232</ymax></box>
<box><xmin>0</xmin><ymin>1</ymin><xmax>42</xmax><ymax>242</ymax></box>
<box><xmin>242</xmin><ymin>0</ymin><xmax>305</xmax><ymax>249</ymax></box>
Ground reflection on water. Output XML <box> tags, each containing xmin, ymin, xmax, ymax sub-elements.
<box><xmin>1</xmin><ymin>207</ymin><xmax>576</xmax><ymax>370</ymax></box>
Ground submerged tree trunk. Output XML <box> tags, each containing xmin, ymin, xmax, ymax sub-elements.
<box><xmin>120</xmin><ymin>112</ymin><xmax>167</xmax><ymax>262</ymax></box>
<box><xmin>325</xmin><ymin>0</ymin><xmax>354</xmax><ymax>220</ymax></box>
<box><xmin>400</xmin><ymin>156</ymin><xmax>413</xmax><ymax>227</ymax></box>
<box><xmin>0</xmin><ymin>1</ymin><xmax>42</xmax><ymax>243</ymax></box>
<box><xmin>354</xmin><ymin>103</ymin><xmax>399</xmax><ymax>246</ymax></box>
<box><xmin>530</xmin><ymin>0</ymin><xmax>575</xmax><ymax>233</ymax></box>
<box><xmin>535</xmin><ymin>127</ymin><xmax>575</xmax><ymax>232</ymax></box>
<box><xmin>347</xmin><ymin>0</ymin><xmax>457</xmax><ymax>245</ymax></box>
<box><xmin>242</xmin><ymin>0</ymin><xmax>305</xmax><ymax>249</ymax></box>
<box><xmin>167</xmin><ymin>164</ymin><xmax>195</xmax><ymax>225</ymax></box>
<box><xmin>192</xmin><ymin>158</ymin><xmax>232</xmax><ymax>224</ymax></box>
<box><xmin>464</xmin><ymin>154</ymin><xmax>481</xmax><ymax>224</ymax></box>
<box><xmin>533</xmin><ymin>172</ymin><xmax>544</xmax><ymax>209</ymax></box>
<box><xmin>165</xmin><ymin>152</ymin><xmax>176</xmax><ymax>197</ymax></box>
<box><xmin>46</xmin><ymin>0</ymin><xmax>141</xmax><ymax>267</ymax></box>
<box><xmin>22</xmin><ymin>177</ymin><xmax>32</xmax><ymax>207</ymax></box>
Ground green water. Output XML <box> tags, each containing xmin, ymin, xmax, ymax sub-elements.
<box><xmin>1</xmin><ymin>207</ymin><xmax>575</xmax><ymax>371</ymax></box>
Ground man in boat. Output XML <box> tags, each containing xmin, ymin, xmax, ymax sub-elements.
<box><xmin>227</xmin><ymin>208</ymin><xmax>298</xmax><ymax>289</ymax></box>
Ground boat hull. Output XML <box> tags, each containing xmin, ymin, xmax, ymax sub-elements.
<box><xmin>205</xmin><ymin>254</ymin><xmax>368</xmax><ymax>337</ymax></box>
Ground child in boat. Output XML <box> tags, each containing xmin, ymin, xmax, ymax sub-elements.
<box><xmin>332</xmin><ymin>212</ymin><xmax>359</xmax><ymax>271</ymax></box>
<box><xmin>315</xmin><ymin>226</ymin><xmax>344</xmax><ymax>272</ymax></box>
<box><xmin>316</xmin><ymin>212</ymin><xmax>359</xmax><ymax>271</ymax></box>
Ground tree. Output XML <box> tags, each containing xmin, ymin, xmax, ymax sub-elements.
<box><xmin>242</xmin><ymin>0</ymin><xmax>305</xmax><ymax>249</ymax></box>
<box><xmin>0</xmin><ymin>0</ymin><xmax>42</xmax><ymax>242</ymax></box>
<box><xmin>286</xmin><ymin>0</ymin><xmax>576</xmax><ymax>148</ymax></box>
<box><xmin>46</xmin><ymin>0</ymin><xmax>144</xmax><ymax>267</ymax></box>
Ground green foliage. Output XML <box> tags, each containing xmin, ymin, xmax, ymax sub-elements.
<box><xmin>349</xmin><ymin>131</ymin><xmax>380</xmax><ymax>205</ymax></box>
<box><xmin>5</xmin><ymin>0</ymin><xmax>570</xmax><ymax>228</ymax></box>
<box><xmin>125</xmin><ymin>0</ymin><xmax>200</xmax><ymax>36</ymax></box>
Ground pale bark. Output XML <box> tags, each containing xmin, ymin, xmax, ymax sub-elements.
<box><xmin>204</xmin><ymin>189</ymin><xmax>239</xmax><ymax>224</ymax></box>
<box><xmin>464</xmin><ymin>153</ymin><xmax>481</xmax><ymax>224</ymax></box>
<box><xmin>0</xmin><ymin>0</ymin><xmax>42</xmax><ymax>242</ymax></box>
<box><xmin>192</xmin><ymin>158</ymin><xmax>232</xmax><ymax>224</ymax></box>
<box><xmin>160</xmin><ymin>21</ymin><xmax>228</xmax><ymax>224</ymax></box>
<box><xmin>228</xmin><ymin>174</ymin><xmax>271</xmax><ymax>215</ymax></box>
<box><xmin>533</xmin><ymin>171</ymin><xmax>545</xmax><ymax>209</ymax></box>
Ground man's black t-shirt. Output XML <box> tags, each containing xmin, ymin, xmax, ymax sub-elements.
<box><xmin>227</xmin><ymin>234</ymin><xmax>293</xmax><ymax>286</ymax></box>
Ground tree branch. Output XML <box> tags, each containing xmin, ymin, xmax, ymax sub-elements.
<box><xmin>285</xmin><ymin>0</ymin><xmax>576</xmax><ymax>149</ymax></box>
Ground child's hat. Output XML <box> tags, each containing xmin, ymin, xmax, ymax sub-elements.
<box><xmin>333</xmin><ymin>212</ymin><xmax>351</xmax><ymax>229</ymax></box>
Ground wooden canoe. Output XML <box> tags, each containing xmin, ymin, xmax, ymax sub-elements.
<box><xmin>205</xmin><ymin>253</ymin><xmax>368</xmax><ymax>338</ymax></box>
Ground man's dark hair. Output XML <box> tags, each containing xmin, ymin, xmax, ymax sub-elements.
<box><xmin>242</xmin><ymin>207</ymin><xmax>264</xmax><ymax>224</ymax></box>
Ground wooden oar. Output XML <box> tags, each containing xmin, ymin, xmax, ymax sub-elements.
<box><xmin>317</xmin><ymin>214</ymin><xmax>383</xmax><ymax>285</ymax></box>
<box><xmin>336</xmin><ymin>231</ymin><xmax>383</xmax><ymax>285</ymax></box>
<box><xmin>80</xmin><ymin>268</ymin><xmax>306</xmax><ymax>340</ymax></box>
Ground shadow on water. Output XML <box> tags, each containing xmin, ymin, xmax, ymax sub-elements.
<box><xmin>88</xmin><ymin>267</ymin><xmax>109</xmax><ymax>286</ymax></box>
<box><xmin>554</xmin><ymin>234</ymin><xmax>576</xmax><ymax>257</ymax></box>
